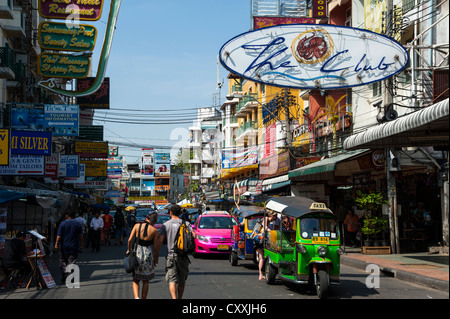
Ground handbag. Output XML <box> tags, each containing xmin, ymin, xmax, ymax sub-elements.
<box><xmin>250</xmin><ymin>221</ymin><xmax>264</xmax><ymax>244</ymax></box>
<box><xmin>124</xmin><ymin>224</ymin><xmax>141</xmax><ymax>273</ymax></box>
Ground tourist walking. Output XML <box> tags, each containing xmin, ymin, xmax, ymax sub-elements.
<box><xmin>127</xmin><ymin>212</ymin><xmax>159</xmax><ymax>299</ymax></box>
<box><xmin>155</xmin><ymin>204</ymin><xmax>195</xmax><ymax>299</ymax></box>
<box><xmin>55</xmin><ymin>210</ymin><xmax>83</xmax><ymax>285</ymax></box>
<box><xmin>114</xmin><ymin>208</ymin><xmax>126</xmax><ymax>246</ymax></box>
<box><xmin>90</xmin><ymin>211</ymin><xmax>104</xmax><ymax>252</ymax></box>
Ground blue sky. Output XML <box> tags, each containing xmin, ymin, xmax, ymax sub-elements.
<box><xmin>90</xmin><ymin>0</ymin><xmax>251</xmax><ymax>163</ymax></box>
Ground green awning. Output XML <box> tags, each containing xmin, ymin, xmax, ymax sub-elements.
<box><xmin>289</xmin><ymin>149</ymin><xmax>369</xmax><ymax>179</ymax></box>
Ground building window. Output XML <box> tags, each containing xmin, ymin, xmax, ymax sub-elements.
<box><xmin>372</xmin><ymin>81</ymin><xmax>382</xmax><ymax>97</ymax></box>
<box><xmin>345</xmin><ymin>7</ymin><xmax>352</xmax><ymax>27</ymax></box>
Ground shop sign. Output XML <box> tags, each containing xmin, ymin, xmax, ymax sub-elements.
<box><xmin>0</xmin><ymin>129</ymin><xmax>9</xmax><ymax>166</ymax></box>
<box><xmin>45</xmin><ymin>164</ymin><xmax>85</xmax><ymax>184</ymax></box>
<box><xmin>10</xmin><ymin>131</ymin><xmax>52</xmax><ymax>156</ymax></box>
<box><xmin>38</xmin><ymin>0</ymin><xmax>105</xmax><ymax>21</ymax></box>
<box><xmin>312</xmin><ymin>0</ymin><xmax>327</xmax><ymax>18</ymax></box>
<box><xmin>74</xmin><ymin>180</ymin><xmax>107</xmax><ymax>190</ymax></box>
<box><xmin>45</xmin><ymin>154</ymin><xmax>59</xmax><ymax>177</ymax></box>
<box><xmin>259</xmin><ymin>151</ymin><xmax>290</xmax><ymax>179</ymax></box>
<box><xmin>59</xmin><ymin>155</ymin><xmax>79</xmax><ymax>177</ymax></box>
<box><xmin>253</xmin><ymin>17</ymin><xmax>316</xmax><ymax>29</ymax></box>
<box><xmin>0</xmin><ymin>155</ymin><xmax>45</xmax><ymax>176</ymax></box>
<box><xmin>76</xmin><ymin>77</ymin><xmax>110</xmax><ymax>109</ymax></box>
<box><xmin>128</xmin><ymin>196</ymin><xmax>165</xmax><ymax>202</ymax></box>
<box><xmin>75</xmin><ymin>141</ymin><xmax>108</xmax><ymax>158</ymax></box>
<box><xmin>316</xmin><ymin>115</ymin><xmax>352</xmax><ymax>137</ymax></box>
<box><xmin>81</xmin><ymin>160</ymin><xmax>107</xmax><ymax>177</ymax></box>
<box><xmin>295</xmin><ymin>157</ymin><xmax>321</xmax><ymax>168</ymax></box>
<box><xmin>219</xmin><ymin>24</ymin><xmax>409</xmax><ymax>89</ymax></box>
<box><xmin>38</xmin><ymin>22</ymin><xmax>97</xmax><ymax>52</ymax></box>
<box><xmin>38</xmin><ymin>53</ymin><xmax>90</xmax><ymax>79</ymax></box>
<box><xmin>371</xmin><ymin>150</ymin><xmax>386</xmax><ymax>170</ymax></box>
<box><xmin>44</xmin><ymin>104</ymin><xmax>79</xmax><ymax>137</ymax></box>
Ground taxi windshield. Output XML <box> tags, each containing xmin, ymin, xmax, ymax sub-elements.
<box><xmin>300</xmin><ymin>217</ymin><xmax>338</xmax><ymax>239</ymax></box>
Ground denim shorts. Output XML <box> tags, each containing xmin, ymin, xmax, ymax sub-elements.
<box><xmin>165</xmin><ymin>255</ymin><xmax>189</xmax><ymax>285</ymax></box>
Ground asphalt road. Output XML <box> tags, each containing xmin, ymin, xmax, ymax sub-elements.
<box><xmin>1</xmin><ymin>242</ymin><xmax>448</xmax><ymax>301</ymax></box>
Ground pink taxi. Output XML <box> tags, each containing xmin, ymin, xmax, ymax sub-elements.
<box><xmin>192</xmin><ymin>211</ymin><xmax>238</xmax><ymax>255</ymax></box>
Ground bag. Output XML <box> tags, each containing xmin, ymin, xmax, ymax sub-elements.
<box><xmin>174</xmin><ymin>220</ymin><xmax>196</xmax><ymax>256</ymax></box>
<box><xmin>250</xmin><ymin>221</ymin><xmax>263</xmax><ymax>244</ymax></box>
<box><xmin>124</xmin><ymin>224</ymin><xmax>141</xmax><ymax>273</ymax></box>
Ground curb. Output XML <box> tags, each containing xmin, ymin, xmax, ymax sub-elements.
<box><xmin>341</xmin><ymin>256</ymin><xmax>449</xmax><ymax>292</ymax></box>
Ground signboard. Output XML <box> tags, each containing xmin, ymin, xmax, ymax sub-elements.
<box><xmin>141</xmin><ymin>150</ymin><xmax>154</xmax><ymax>176</ymax></box>
<box><xmin>222</xmin><ymin>146</ymin><xmax>258</xmax><ymax>169</ymax></box>
<box><xmin>81</xmin><ymin>160</ymin><xmax>107</xmax><ymax>177</ymax></box>
<box><xmin>10</xmin><ymin>131</ymin><xmax>52</xmax><ymax>156</ymax></box>
<box><xmin>59</xmin><ymin>155</ymin><xmax>79</xmax><ymax>177</ymax></box>
<box><xmin>155</xmin><ymin>153</ymin><xmax>170</xmax><ymax>177</ymax></box>
<box><xmin>38</xmin><ymin>53</ymin><xmax>90</xmax><ymax>79</ymax></box>
<box><xmin>0</xmin><ymin>155</ymin><xmax>45</xmax><ymax>176</ymax></box>
<box><xmin>38</xmin><ymin>0</ymin><xmax>105</xmax><ymax>21</ymax></box>
<box><xmin>45</xmin><ymin>164</ymin><xmax>85</xmax><ymax>184</ymax></box>
<box><xmin>259</xmin><ymin>151</ymin><xmax>290</xmax><ymax>179</ymax></box>
<box><xmin>76</xmin><ymin>77</ymin><xmax>110</xmax><ymax>109</ymax></box>
<box><xmin>254</xmin><ymin>17</ymin><xmax>316</xmax><ymax>29</ymax></box>
<box><xmin>38</xmin><ymin>22</ymin><xmax>97</xmax><ymax>52</ymax></box>
<box><xmin>312</xmin><ymin>0</ymin><xmax>327</xmax><ymax>18</ymax></box>
<box><xmin>78</xmin><ymin>125</ymin><xmax>104</xmax><ymax>141</ymax></box>
<box><xmin>44</xmin><ymin>104</ymin><xmax>79</xmax><ymax>136</ymax></box>
<box><xmin>45</xmin><ymin>154</ymin><xmax>58</xmax><ymax>177</ymax></box>
<box><xmin>74</xmin><ymin>180</ymin><xmax>107</xmax><ymax>190</ymax></box>
<box><xmin>219</xmin><ymin>24</ymin><xmax>409</xmax><ymax>89</ymax></box>
<box><xmin>109</xmin><ymin>146</ymin><xmax>118</xmax><ymax>157</ymax></box>
<box><xmin>0</xmin><ymin>129</ymin><xmax>9</xmax><ymax>166</ymax></box>
<box><xmin>75</xmin><ymin>141</ymin><xmax>108</xmax><ymax>158</ymax></box>
<box><xmin>128</xmin><ymin>196</ymin><xmax>165</xmax><ymax>202</ymax></box>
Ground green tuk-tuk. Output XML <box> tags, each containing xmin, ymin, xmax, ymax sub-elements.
<box><xmin>263</xmin><ymin>196</ymin><xmax>343</xmax><ymax>299</ymax></box>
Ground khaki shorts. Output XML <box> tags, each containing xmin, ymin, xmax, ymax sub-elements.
<box><xmin>165</xmin><ymin>255</ymin><xmax>189</xmax><ymax>285</ymax></box>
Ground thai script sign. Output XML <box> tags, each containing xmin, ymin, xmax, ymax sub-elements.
<box><xmin>219</xmin><ymin>24</ymin><xmax>409</xmax><ymax>89</ymax></box>
<box><xmin>253</xmin><ymin>17</ymin><xmax>316</xmax><ymax>29</ymax></box>
<box><xmin>38</xmin><ymin>22</ymin><xmax>97</xmax><ymax>52</ymax></box>
<box><xmin>81</xmin><ymin>160</ymin><xmax>107</xmax><ymax>177</ymax></box>
<box><xmin>38</xmin><ymin>53</ymin><xmax>91</xmax><ymax>79</ymax></box>
<box><xmin>38</xmin><ymin>0</ymin><xmax>105</xmax><ymax>21</ymax></box>
<box><xmin>75</xmin><ymin>141</ymin><xmax>108</xmax><ymax>158</ymax></box>
<box><xmin>10</xmin><ymin>131</ymin><xmax>52</xmax><ymax>156</ymax></box>
<box><xmin>76</xmin><ymin>77</ymin><xmax>110</xmax><ymax>109</ymax></box>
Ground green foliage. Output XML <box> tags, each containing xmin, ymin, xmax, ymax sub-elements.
<box><xmin>361</xmin><ymin>216</ymin><xmax>389</xmax><ymax>237</ymax></box>
<box><xmin>355</xmin><ymin>191</ymin><xmax>388</xmax><ymax>213</ymax></box>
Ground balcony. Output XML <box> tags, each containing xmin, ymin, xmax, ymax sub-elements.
<box><xmin>231</xmin><ymin>83</ymin><xmax>243</xmax><ymax>94</ymax></box>
<box><xmin>0</xmin><ymin>7</ymin><xmax>26</xmax><ymax>38</ymax></box>
<box><xmin>0</xmin><ymin>44</ymin><xmax>14</xmax><ymax>79</ymax></box>
<box><xmin>236</xmin><ymin>93</ymin><xmax>259</xmax><ymax>117</ymax></box>
<box><xmin>236</xmin><ymin>120</ymin><xmax>258</xmax><ymax>141</ymax></box>
<box><xmin>0</xmin><ymin>0</ymin><xmax>13</xmax><ymax>19</ymax></box>
<box><xmin>223</xmin><ymin>115</ymin><xmax>239</xmax><ymax>128</ymax></box>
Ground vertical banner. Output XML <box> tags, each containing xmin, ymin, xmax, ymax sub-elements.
<box><xmin>0</xmin><ymin>129</ymin><xmax>9</xmax><ymax>166</ymax></box>
<box><xmin>312</xmin><ymin>0</ymin><xmax>328</xmax><ymax>18</ymax></box>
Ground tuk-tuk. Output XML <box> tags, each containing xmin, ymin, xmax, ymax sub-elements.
<box><xmin>230</xmin><ymin>206</ymin><xmax>265</xmax><ymax>266</ymax></box>
<box><xmin>263</xmin><ymin>196</ymin><xmax>343</xmax><ymax>299</ymax></box>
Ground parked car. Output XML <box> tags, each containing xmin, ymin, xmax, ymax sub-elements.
<box><xmin>154</xmin><ymin>213</ymin><xmax>171</xmax><ymax>232</ymax></box>
<box><xmin>135</xmin><ymin>208</ymin><xmax>155</xmax><ymax>223</ymax></box>
<box><xmin>192</xmin><ymin>211</ymin><xmax>238</xmax><ymax>255</ymax></box>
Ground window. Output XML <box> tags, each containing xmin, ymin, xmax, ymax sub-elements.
<box><xmin>345</xmin><ymin>7</ymin><xmax>352</xmax><ymax>27</ymax></box>
<box><xmin>372</xmin><ymin>81</ymin><xmax>382</xmax><ymax>97</ymax></box>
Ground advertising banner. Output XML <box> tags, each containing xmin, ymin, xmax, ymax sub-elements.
<box><xmin>44</xmin><ymin>104</ymin><xmax>79</xmax><ymax>136</ymax></box>
<box><xmin>0</xmin><ymin>155</ymin><xmax>45</xmax><ymax>176</ymax></box>
<box><xmin>259</xmin><ymin>151</ymin><xmax>290</xmax><ymax>179</ymax></box>
<box><xmin>45</xmin><ymin>154</ymin><xmax>58</xmax><ymax>177</ymax></box>
<box><xmin>220</xmin><ymin>24</ymin><xmax>409</xmax><ymax>89</ymax></box>
<box><xmin>222</xmin><ymin>146</ymin><xmax>258</xmax><ymax>169</ymax></box>
<box><xmin>38</xmin><ymin>53</ymin><xmax>90</xmax><ymax>79</ymax></box>
<box><xmin>75</xmin><ymin>141</ymin><xmax>108</xmax><ymax>158</ymax></box>
<box><xmin>58</xmin><ymin>155</ymin><xmax>79</xmax><ymax>177</ymax></box>
<box><xmin>76</xmin><ymin>77</ymin><xmax>110</xmax><ymax>109</ymax></box>
<box><xmin>38</xmin><ymin>0</ymin><xmax>105</xmax><ymax>21</ymax></box>
<box><xmin>10</xmin><ymin>104</ymin><xmax>45</xmax><ymax>131</ymax></box>
<box><xmin>81</xmin><ymin>160</ymin><xmax>107</xmax><ymax>177</ymax></box>
<box><xmin>10</xmin><ymin>131</ymin><xmax>52</xmax><ymax>156</ymax></box>
<box><xmin>0</xmin><ymin>129</ymin><xmax>9</xmax><ymax>166</ymax></box>
<box><xmin>38</xmin><ymin>22</ymin><xmax>98</xmax><ymax>52</ymax></box>
<box><xmin>141</xmin><ymin>151</ymin><xmax>154</xmax><ymax>176</ymax></box>
<box><xmin>312</xmin><ymin>0</ymin><xmax>327</xmax><ymax>18</ymax></box>
<box><xmin>254</xmin><ymin>17</ymin><xmax>316</xmax><ymax>29</ymax></box>
<box><xmin>155</xmin><ymin>153</ymin><xmax>170</xmax><ymax>177</ymax></box>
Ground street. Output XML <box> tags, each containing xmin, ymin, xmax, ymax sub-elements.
<box><xmin>1</xmin><ymin>241</ymin><xmax>447</xmax><ymax>301</ymax></box>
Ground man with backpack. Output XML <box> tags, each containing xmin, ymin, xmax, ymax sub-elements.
<box><xmin>155</xmin><ymin>204</ymin><xmax>195</xmax><ymax>299</ymax></box>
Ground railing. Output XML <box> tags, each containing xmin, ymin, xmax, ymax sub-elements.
<box><xmin>0</xmin><ymin>45</ymin><xmax>14</xmax><ymax>69</ymax></box>
<box><xmin>239</xmin><ymin>121</ymin><xmax>257</xmax><ymax>133</ymax></box>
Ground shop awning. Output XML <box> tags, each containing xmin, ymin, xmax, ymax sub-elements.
<box><xmin>344</xmin><ymin>98</ymin><xmax>449</xmax><ymax>150</ymax></box>
<box><xmin>288</xmin><ymin>149</ymin><xmax>369</xmax><ymax>180</ymax></box>
<box><xmin>0</xmin><ymin>189</ymin><xmax>27</xmax><ymax>204</ymax></box>
<box><xmin>262</xmin><ymin>174</ymin><xmax>290</xmax><ymax>192</ymax></box>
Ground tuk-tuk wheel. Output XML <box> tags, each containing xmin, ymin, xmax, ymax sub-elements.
<box><xmin>231</xmin><ymin>251</ymin><xmax>238</xmax><ymax>266</ymax></box>
<box><xmin>265</xmin><ymin>259</ymin><xmax>277</xmax><ymax>285</ymax></box>
<box><xmin>316</xmin><ymin>270</ymin><xmax>329</xmax><ymax>299</ymax></box>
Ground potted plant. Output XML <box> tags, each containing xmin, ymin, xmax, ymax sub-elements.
<box><xmin>361</xmin><ymin>215</ymin><xmax>377</xmax><ymax>246</ymax></box>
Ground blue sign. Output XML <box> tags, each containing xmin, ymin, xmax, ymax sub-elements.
<box><xmin>44</xmin><ymin>104</ymin><xmax>79</xmax><ymax>136</ymax></box>
<box><xmin>10</xmin><ymin>131</ymin><xmax>52</xmax><ymax>156</ymax></box>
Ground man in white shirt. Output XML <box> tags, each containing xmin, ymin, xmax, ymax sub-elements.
<box><xmin>90</xmin><ymin>211</ymin><xmax>104</xmax><ymax>252</ymax></box>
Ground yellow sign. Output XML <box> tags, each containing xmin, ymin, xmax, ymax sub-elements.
<box><xmin>75</xmin><ymin>141</ymin><xmax>108</xmax><ymax>158</ymax></box>
<box><xmin>81</xmin><ymin>160</ymin><xmax>107</xmax><ymax>177</ymax></box>
<box><xmin>0</xmin><ymin>129</ymin><xmax>9</xmax><ymax>166</ymax></box>
<box><xmin>310</xmin><ymin>202</ymin><xmax>327</xmax><ymax>210</ymax></box>
<box><xmin>312</xmin><ymin>237</ymin><xmax>329</xmax><ymax>245</ymax></box>
<box><xmin>364</xmin><ymin>0</ymin><xmax>386</xmax><ymax>34</ymax></box>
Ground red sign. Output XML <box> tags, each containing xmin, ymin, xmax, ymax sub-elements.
<box><xmin>312</xmin><ymin>0</ymin><xmax>327</xmax><ymax>18</ymax></box>
<box><xmin>259</xmin><ymin>151</ymin><xmax>291</xmax><ymax>180</ymax></box>
<box><xmin>254</xmin><ymin>17</ymin><xmax>316</xmax><ymax>29</ymax></box>
<box><xmin>38</xmin><ymin>0</ymin><xmax>104</xmax><ymax>21</ymax></box>
<box><xmin>45</xmin><ymin>155</ymin><xmax>58</xmax><ymax>177</ymax></box>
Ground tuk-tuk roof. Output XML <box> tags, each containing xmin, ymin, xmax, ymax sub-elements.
<box><xmin>265</xmin><ymin>196</ymin><xmax>333</xmax><ymax>218</ymax></box>
<box><xmin>232</xmin><ymin>206</ymin><xmax>264</xmax><ymax>218</ymax></box>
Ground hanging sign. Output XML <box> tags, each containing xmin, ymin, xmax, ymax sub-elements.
<box><xmin>38</xmin><ymin>22</ymin><xmax>98</xmax><ymax>52</ymax></box>
<box><xmin>38</xmin><ymin>0</ymin><xmax>105</xmax><ymax>21</ymax></box>
<box><xmin>38</xmin><ymin>53</ymin><xmax>91</xmax><ymax>79</ymax></box>
<box><xmin>312</xmin><ymin>0</ymin><xmax>327</xmax><ymax>18</ymax></box>
<box><xmin>10</xmin><ymin>131</ymin><xmax>52</xmax><ymax>156</ymax></box>
<box><xmin>0</xmin><ymin>155</ymin><xmax>45</xmax><ymax>176</ymax></box>
<box><xmin>0</xmin><ymin>129</ymin><xmax>9</xmax><ymax>166</ymax></box>
<box><xmin>219</xmin><ymin>24</ymin><xmax>409</xmax><ymax>89</ymax></box>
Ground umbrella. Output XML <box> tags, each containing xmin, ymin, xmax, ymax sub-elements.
<box><xmin>181</xmin><ymin>203</ymin><xmax>195</xmax><ymax>208</ymax></box>
<box><xmin>125</xmin><ymin>206</ymin><xmax>137</xmax><ymax>212</ymax></box>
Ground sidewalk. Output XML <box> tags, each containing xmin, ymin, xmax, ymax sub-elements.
<box><xmin>341</xmin><ymin>247</ymin><xmax>449</xmax><ymax>292</ymax></box>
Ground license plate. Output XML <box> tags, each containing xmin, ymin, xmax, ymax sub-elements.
<box><xmin>217</xmin><ymin>245</ymin><xmax>229</xmax><ymax>250</ymax></box>
<box><xmin>312</xmin><ymin>237</ymin><xmax>329</xmax><ymax>245</ymax></box>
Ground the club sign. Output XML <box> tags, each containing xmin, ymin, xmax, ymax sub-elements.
<box><xmin>38</xmin><ymin>22</ymin><xmax>98</xmax><ymax>52</ymax></box>
<box><xmin>219</xmin><ymin>24</ymin><xmax>409</xmax><ymax>89</ymax></box>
